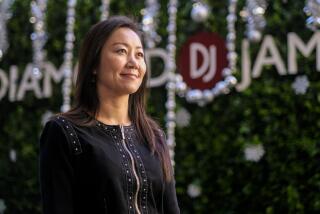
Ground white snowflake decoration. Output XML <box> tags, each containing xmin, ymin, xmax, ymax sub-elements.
<box><xmin>0</xmin><ymin>199</ymin><xmax>6</xmax><ymax>214</ymax></box>
<box><xmin>9</xmin><ymin>149</ymin><xmax>17</xmax><ymax>162</ymax></box>
<box><xmin>187</xmin><ymin>183</ymin><xmax>202</xmax><ymax>198</ymax></box>
<box><xmin>41</xmin><ymin>110</ymin><xmax>53</xmax><ymax>126</ymax></box>
<box><xmin>292</xmin><ymin>75</ymin><xmax>310</xmax><ymax>95</ymax></box>
<box><xmin>176</xmin><ymin>108</ymin><xmax>191</xmax><ymax>128</ymax></box>
<box><xmin>244</xmin><ymin>144</ymin><xmax>265</xmax><ymax>162</ymax></box>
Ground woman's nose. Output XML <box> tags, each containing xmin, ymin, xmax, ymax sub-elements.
<box><xmin>126</xmin><ymin>54</ymin><xmax>139</xmax><ymax>69</ymax></box>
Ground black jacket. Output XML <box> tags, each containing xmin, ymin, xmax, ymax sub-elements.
<box><xmin>39</xmin><ymin>115</ymin><xmax>180</xmax><ymax>214</ymax></box>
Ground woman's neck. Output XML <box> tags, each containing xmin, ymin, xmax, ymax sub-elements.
<box><xmin>96</xmin><ymin>95</ymin><xmax>131</xmax><ymax>126</ymax></box>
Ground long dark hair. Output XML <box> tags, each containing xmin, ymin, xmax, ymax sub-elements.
<box><xmin>61</xmin><ymin>16</ymin><xmax>172</xmax><ymax>181</ymax></box>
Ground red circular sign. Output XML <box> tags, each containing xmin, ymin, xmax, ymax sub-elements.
<box><xmin>177</xmin><ymin>32</ymin><xmax>227</xmax><ymax>90</ymax></box>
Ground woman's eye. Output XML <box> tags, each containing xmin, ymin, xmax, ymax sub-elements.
<box><xmin>137</xmin><ymin>52</ymin><xmax>144</xmax><ymax>57</ymax></box>
<box><xmin>116</xmin><ymin>49</ymin><xmax>127</xmax><ymax>54</ymax></box>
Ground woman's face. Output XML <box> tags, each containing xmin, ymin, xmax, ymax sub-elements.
<box><xmin>96</xmin><ymin>27</ymin><xmax>146</xmax><ymax>97</ymax></box>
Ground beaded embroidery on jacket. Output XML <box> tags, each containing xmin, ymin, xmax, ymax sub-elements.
<box><xmin>54</xmin><ymin>116</ymin><xmax>150</xmax><ymax>214</ymax></box>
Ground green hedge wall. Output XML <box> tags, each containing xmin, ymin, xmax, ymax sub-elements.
<box><xmin>0</xmin><ymin>0</ymin><xmax>319</xmax><ymax>213</ymax></box>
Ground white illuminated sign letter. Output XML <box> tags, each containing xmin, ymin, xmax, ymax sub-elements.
<box><xmin>190</xmin><ymin>43</ymin><xmax>217</xmax><ymax>82</ymax></box>
<box><xmin>288</xmin><ymin>32</ymin><xmax>320</xmax><ymax>74</ymax></box>
<box><xmin>0</xmin><ymin>69</ymin><xmax>8</xmax><ymax>100</ymax></box>
<box><xmin>252</xmin><ymin>35</ymin><xmax>286</xmax><ymax>78</ymax></box>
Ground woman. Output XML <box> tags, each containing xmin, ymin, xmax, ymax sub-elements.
<box><xmin>39</xmin><ymin>16</ymin><xmax>180</xmax><ymax>214</ymax></box>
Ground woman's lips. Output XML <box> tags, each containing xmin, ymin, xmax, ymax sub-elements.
<box><xmin>120</xmin><ymin>73</ymin><xmax>138</xmax><ymax>79</ymax></box>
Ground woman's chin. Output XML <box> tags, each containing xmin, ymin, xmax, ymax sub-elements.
<box><xmin>120</xmin><ymin>86</ymin><xmax>140</xmax><ymax>95</ymax></box>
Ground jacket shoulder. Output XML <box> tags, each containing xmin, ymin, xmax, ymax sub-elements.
<box><xmin>44</xmin><ymin>115</ymin><xmax>83</xmax><ymax>155</ymax></box>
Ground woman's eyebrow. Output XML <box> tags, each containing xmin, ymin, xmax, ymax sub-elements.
<box><xmin>112</xmin><ymin>42</ymin><xmax>143</xmax><ymax>49</ymax></box>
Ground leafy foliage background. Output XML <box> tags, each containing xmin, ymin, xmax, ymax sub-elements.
<box><xmin>0</xmin><ymin>0</ymin><xmax>319</xmax><ymax>213</ymax></box>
